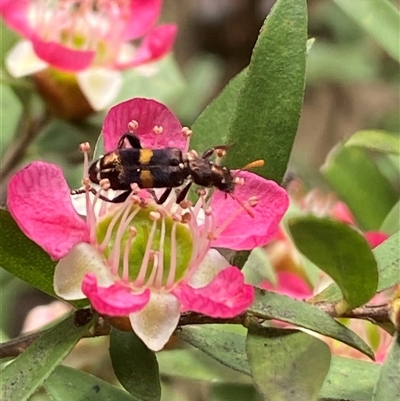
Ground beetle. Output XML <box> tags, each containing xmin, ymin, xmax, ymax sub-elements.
<box><xmin>74</xmin><ymin>133</ymin><xmax>236</xmax><ymax>204</ymax></box>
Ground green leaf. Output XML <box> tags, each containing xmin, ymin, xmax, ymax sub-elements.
<box><xmin>288</xmin><ymin>216</ymin><xmax>378</xmax><ymax>309</ymax></box>
<box><xmin>333</xmin><ymin>0</ymin><xmax>400</xmax><ymax>62</ymax></box>
<box><xmin>242</xmin><ymin>247</ymin><xmax>277</xmax><ymax>287</ymax></box>
<box><xmin>158</xmin><ymin>347</ymin><xmax>251</xmax><ymax>384</ymax></box>
<box><xmin>0</xmin><ymin>209</ymin><xmax>56</xmax><ymax>298</ymax></box>
<box><xmin>246</xmin><ymin>327</ymin><xmax>331</xmax><ymax>401</ymax></box>
<box><xmin>178</xmin><ymin>326</ymin><xmax>250</xmax><ymax>375</ymax></box>
<box><xmin>209</xmin><ymin>383</ymin><xmax>262</xmax><ymax>401</ymax></box>
<box><xmin>109</xmin><ymin>328</ymin><xmax>160</xmax><ymax>401</ymax></box>
<box><xmin>251</xmin><ymin>290</ymin><xmax>374</xmax><ymax>359</ymax></box>
<box><xmin>374</xmin><ymin>231</ymin><xmax>400</xmax><ymax>292</ymax></box>
<box><xmin>322</xmin><ymin>145</ymin><xmax>397</xmax><ymax>230</ymax></box>
<box><xmin>372</xmin><ymin>333</ymin><xmax>400</xmax><ymax>400</ymax></box>
<box><xmin>345</xmin><ymin>130</ymin><xmax>400</xmax><ymax>155</ymax></box>
<box><xmin>1</xmin><ymin>312</ymin><xmax>95</xmax><ymax>401</ymax></box>
<box><xmin>191</xmin><ymin>69</ymin><xmax>247</xmax><ymax>151</ymax></box>
<box><xmin>310</xmin><ymin>231</ymin><xmax>400</xmax><ymax>304</ymax></box>
<box><xmin>0</xmin><ymin>84</ymin><xmax>22</xmax><ymax>158</ymax></box>
<box><xmin>381</xmin><ymin>200</ymin><xmax>400</xmax><ymax>235</ymax></box>
<box><xmin>45</xmin><ymin>365</ymin><xmax>139</xmax><ymax>401</ymax></box>
<box><xmin>320</xmin><ymin>356</ymin><xmax>379</xmax><ymax>401</ymax></box>
<box><xmin>224</xmin><ymin>0</ymin><xmax>307</xmax><ymax>183</ymax></box>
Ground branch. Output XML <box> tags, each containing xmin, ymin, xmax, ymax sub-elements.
<box><xmin>0</xmin><ymin>301</ymin><xmax>392</xmax><ymax>359</ymax></box>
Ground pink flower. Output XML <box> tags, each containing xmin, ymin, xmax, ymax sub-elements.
<box><xmin>8</xmin><ymin>98</ymin><xmax>289</xmax><ymax>351</ymax></box>
<box><xmin>1</xmin><ymin>0</ymin><xmax>177</xmax><ymax>110</ymax></box>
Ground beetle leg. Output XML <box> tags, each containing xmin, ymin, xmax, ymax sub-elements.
<box><xmin>70</xmin><ymin>188</ymin><xmax>130</xmax><ymax>203</ymax></box>
<box><xmin>117</xmin><ymin>133</ymin><xmax>142</xmax><ymax>149</ymax></box>
<box><xmin>176</xmin><ymin>182</ymin><xmax>193</xmax><ymax>203</ymax></box>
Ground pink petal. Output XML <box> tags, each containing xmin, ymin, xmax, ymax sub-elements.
<box><xmin>122</xmin><ymin>0</ymin><xmax>162</xmax><ymax>40</ymax></box>
<box><xmin>102</xmin><ymin>97</ymin><xmax>184</xmax><ymax>152</ymax></box>
<box><xmin>118</xmin><ymin>24</ymin><xmax>177</xmax><ymax>68</ymax></box>
<box><xmin>259</xmin><ymin>271</ymin><xmax>313</xmax><ymax>300</ymax></box>
<box><xmin>1</xmin><ymin>0</ymin><xmax>34</xmax><ymax>38</ymax></box>
<box><xmin>7</xmin><ymin>162</ymin><xmax>89</xmax><ymax>260</ymax></box>
<box><xmin>31</xmin><ymin>34</ymin><xmax>95</xmax><ymax>72</ymax></box>
<box><xmin>364</xmin><ymin>231</ymin><xmax>389</xmax><ymax>249</ymax></box>
<box><xmin>210</xmin><ymin>172</ymin><xmax>289</xmax><ymax>250</ymax></box>
<box><xmin>173</xmin><ymin>267</ymin><xmax>254</xmax><ymax>318</ymax></box>
<box><xmin>82</xmin><ymin>273</ymin><xmax>150</xmax><ymax>316</ymax></box>
<box><xmin>331</xmin><ymin>201</ymin><xmax>355</xmax><ymax>225</ymax></box>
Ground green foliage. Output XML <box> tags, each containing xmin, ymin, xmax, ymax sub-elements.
<box><xmin>345</xmin><ymin>130</ymin><xmax>400</xmax><ymax>155</ymax></box>
<box><xmin>333</xmin><ymin>0</ymin><xmax>400</xmax><ymax>62</ymax></box>
<box><xmin>322</xmin><ymin>146</ymin><xmax>398</xmax><ymax>231</ymax></box>
<box><xmin>288</xmin><ymin>216</ymin><xmax>379</xmax><ymax>310</ymax></box>
<box><xmin>251</xmin><ymin>290</ymin><xmax>373</xmax><ymax>358</ymax></box>
<box><xmin>45</xmin><ymin>365</ymin><xmax>140</xmax><ymax>401</ymax></box>
<box><xmin>1</xmin><ymin>312</ymin><xmax>94</xmax><ymax>401</ymax></box>
<box><xmin>109</xmin><ymin>329</ymin><xmax>161</xmax><ymax>401</ymax></box>
<box><xmin>224</xmin><ymin>0</ymin><xmax>307</xmax><ymax>183</ymax></box>
<box><xmin>246</xmin><ymin>327</ymin><xmax>331</xmax><ymax>401</ymax></box>
<box><xmin>372</xmin><ymin>333</ymin><xmax>400</xmax><ymax>400</ymax></box>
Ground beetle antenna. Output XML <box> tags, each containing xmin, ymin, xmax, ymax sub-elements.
<box><xmin>233</xmin><ymin>159</ymin><xmax>264</xmax><ymax>178</ymax></box>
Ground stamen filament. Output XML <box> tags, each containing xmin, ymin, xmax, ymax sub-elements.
<box><xmin>166</xmin><ymin>221</ymin><xmax>177</xmax><ymax>289</ymax></box>
<box><xmin>155</xmin><ymin>217</ymin><xmax>166</xmax><ymax>289</ymax></box>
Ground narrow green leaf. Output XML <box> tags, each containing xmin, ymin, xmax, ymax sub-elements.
<box><xmin>372</xmin><ymin>333</ymin><xmax>400</xmax><ymax>400</ymax></box>
<box><xmin>345</xmin><ymin>130</ymin><xmax>400</xmax><ymax>155</ymax></box>
<box><xmin>310</xmin><ymin>231</ymin><xmax>400</xmax><ymax>304</ymax></box>
<box><xmin>225</xmin><ymin>0</ymin><xmax>307</xmax><ymax>182</ymax></box>
<box><xmin>178</xmin><ymin>326</ymin><xmax>250</xmax><ymax>375</ymax></box>
<box><xmin>109</xmin><ymin>328</ymin><xmax>160</xmax><ymax>401</ymax></box>
<box><xmin>381</xmin><ymin>200</ymin><xmax>400</xmax><ymax>235</ymax></box>
<box><xmin>246</xmin><ymin>327</ymin><xmax>331</xmax><ymax>401</ymax></box>
<box><xmin>322</xmin><ymin>146</ymin><xmax>398</xmax><ymax>230</ymax></box>
<box><xmin>288</xmin><ymin>216</ymin><xmax>378</xmax><ymax>309</ymax></box>
<box><xmin>251</xmin><ymin>290</ymin><xmax>374</xmax><ymax>359</ymax></box>
<box><xmin>0</xmin><ymin>209</ymin><xmax>56</xmax><ymax>297</ymax></box>
<box><xmin>333</xmin><ymin>0</ymin><xmax>400</xmax><ymax>62</ymax></box>
<box><xmin>320</xmin><ymin>356</ymin><xmax>379</xmax><ymax>401</ymax></box>
<box><xmin>45</xmin><ymin>365</ymin><xmax>139</xmax><ymax>401</ymax></box>
<box><xmin>191</xmin><ymin>69</ymin><xmax>247</xmax><ymax>151</ymax></box>
<box><xmin>1</xmin><ymin>312</ymin><xmax>95</xmax><ymax>401</ymax></box>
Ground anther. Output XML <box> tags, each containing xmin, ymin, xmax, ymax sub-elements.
<box><xmin>234</xmin><ymin>177</ymin><xmax>245</xmax><ymax>186</ymax></box>
<box><xmin>179</xmin><ymin>199</ymin><xmax>192</xmax><ymax>209</ymax></box>
<box><xmin>130</xmin><ymin>183</ymin><xmax>140</xmax><ymax>193</ymax></box>
<box><xmin>79</xmin><ymin>142</ymin><xmax>91</xmax><ymax>153</ymax></box>
<box><xmin>205</xmin><ymin>208</ymin><xmax>213</xmax><ymax>216</ymax></box>
<box><xmin>196</xmin><ymin>188</ymin><xmax>206</xmax><ymax>197</ymax></box>
<box><xmin>149</xmin><ymin>211</ymin><xmax>161</xmax><ymax>221</ymax></box>
<box><xmin>182</xmin><ymin>212</ymin><xmax>191</xmax><ymax>224</ymax></box>
<box><xmin>207</xmin><ymin>232</ymin><xmax>217</xmax><ymax>240</ymax></box>
<box><xmin>99</xmin><ymin>178</ymin><xmax>111</xmax><ymax>191</ymax></box>
<box><xmin>153</xmin><ymin>125</ymin><xmax>164</xmax><ymax>135</ymax></box>
<box><xmin>82</xmin><ymin>177</ymin><xmax>91</xmax><ymax>189</ymax></box>
<box><xmin>128</xmin><ymin>120</ymin><xmax>139</xmax><ymax>132</ymax></box>
<box><xmin>248</xmin><ymin>196</ymin><xmax>259</xmax><ymax>207</ymax></box>
<box><xmin>216</xmin><ymin>149</ymin><xmax>226</xmax><ymax>158</ymax></box>
<box><xmin>182</xmin><ymin>127</ymin><xmax>193</xmax><ymax>138</ymax></box>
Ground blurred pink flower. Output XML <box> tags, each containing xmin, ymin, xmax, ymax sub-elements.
<box><xmin>8</xmin><ymin>97</ymin><xmax>289</xmax><ymax>350</ymax></box>
<box><xmin>1</xmin><ymin>0</ymin><xmax>177</xmax><ymax>111</ymax></box>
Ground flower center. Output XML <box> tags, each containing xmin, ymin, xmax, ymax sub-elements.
<box><xmin>95</xmin><ymin>202</ymin><xmax>193</xmax><ymax>290</ymax></box>
<box><xmin>31</xmin><ymin>0</ymin><xmax>130</xmax><ymax>61</ymax></box>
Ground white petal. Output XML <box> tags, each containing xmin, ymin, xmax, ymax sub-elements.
<box><xmin>54</xmin><ymin>242</ymin><xmax>114</xmax><ymax>300</ymax></box>
<box><xmin>188</xmin><ymin>249</ymin><xmax>230</xmax><ymax>288</ymax></box>
<box><xmin>129</xmin><ymin>292</ymin><xmax>180</xmax><ymax>351</ymax></box>
<box><xmin>116</xmin><ymin>43</ymin><xmax>137</xmax><ymax>65</ymax></box>
<box><xmin>6</xmin><ymin>40</ymin><xmax>48</xmax><ymax>78</ymax></box>
<box><xmin>77</xmin><ymin>68</ymin><xmax>123</xmax><ymax>110</ymax></box>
